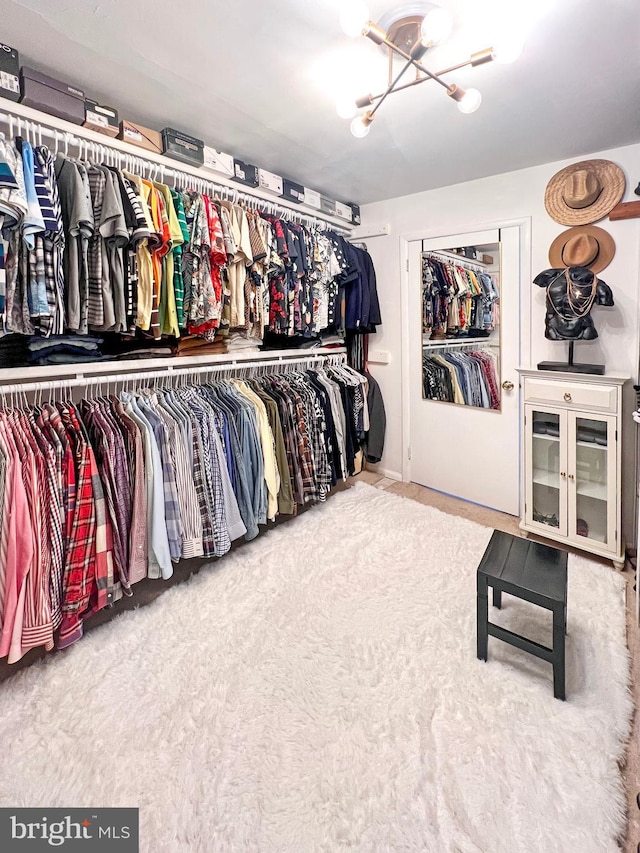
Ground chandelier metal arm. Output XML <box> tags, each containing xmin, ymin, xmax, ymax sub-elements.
<box><xmin>369</xmin><ymin>56</ymin><xmax>415</xmax><ymax>118</ymax></box>
<box><xmin>359</xmin><ymin>45</ymin><xmax>494</xmax><ymax>108</ymax></box>
<box><xmin>365</xmin><ymin>25</ymin><xmax>453</xmax><ymax>92</ymax></box>
<box><xmin>347</xmin><ymin>16</ymin><xmax>498</xmax><ymax>134</ymax></box>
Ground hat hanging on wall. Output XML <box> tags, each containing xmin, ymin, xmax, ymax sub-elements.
<box><xmin>544</xmin><ymin>159</ymin><xmax>626</xmax><ymax>225</ymax></box>
<box><xmin>548</xmin><ymin>225</ymin><xmax>615</xmax><ymax>273</ymax></box>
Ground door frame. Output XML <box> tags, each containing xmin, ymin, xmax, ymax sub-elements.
<box><xmin>399</xmin><ymin>217</ymin><xmax>533</xmax><ymax>495</ymax></box>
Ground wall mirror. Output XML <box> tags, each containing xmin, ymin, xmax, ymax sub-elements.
<box><xmin>421</xmin><ymin>241</ymin><xmax>501</xmax><ymax>410</ymax></box>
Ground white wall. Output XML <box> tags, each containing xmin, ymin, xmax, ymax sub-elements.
<box><xmin>362</xmin><ymin>142</ymin><xmax>640</xmax><ymax>543</ymax></box>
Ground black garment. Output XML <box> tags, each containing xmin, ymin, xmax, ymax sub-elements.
<box><xmin>364</xmin><ymin>372</ymin><xmax>386</xmax><ymax>464</ymax></box>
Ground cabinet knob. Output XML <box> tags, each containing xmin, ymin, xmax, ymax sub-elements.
<box><xmin>560</xmin><ymin>472</ymin><xmax>566</xmax><ymax>478</ymax></box>
<box><xmin>564</xmin><ymin>392</ymin><xmax>572</xmax><ymax>402</ymax></box>
<box><xmin>502</xmin><ymin>380</ymin><xmax>514</xmax><ymax>391</ymax></box>
<box><xmin>568</xmin><ymin>473</ymin><xmax>575</xmax><ymax>480</ymax></box>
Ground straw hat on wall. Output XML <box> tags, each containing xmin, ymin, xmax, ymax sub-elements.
<box><xmin>544</xmin><ymin>159</ymin><xmax>625</xmax><ymax>225</ymax></box>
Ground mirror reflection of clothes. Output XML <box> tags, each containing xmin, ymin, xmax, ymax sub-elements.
<box><xmin>422</xmin><ymin>254</ymin><xmax>499</xmax><ymax>341</ymax></box>
<box><xmin>422</xmin><ymin>349</ymin><xmax>500</xmax><ymax>409</ymax></box>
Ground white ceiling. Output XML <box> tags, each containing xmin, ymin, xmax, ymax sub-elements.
<box><xmin>3</xmin><ymin>0</ymin><xmax>639</xmax><ymax>204</ymax></box>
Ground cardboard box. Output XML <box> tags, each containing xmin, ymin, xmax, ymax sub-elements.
<box><xmin>117</xmin><ymin>120</ymin><xmax>163</xmax><ymax>153</ymax></box>
<box><xmin>0</xmin><ymin>43</ymin><xmax>20</xmax><ymax>102</ymax></box>
<box><xmin>334</xmin><ymin>201</ymin><xmax>352</xmax><ymax>221</ymax></box>
<box><xmin>232</xmin><ymin>159</ymin><xmax>259</xmax><ymax>187</ymax></box>
<box><xmin>349</xmin><ymin>203</ymin><xmax>361</xmax><ymax>225</ymax></box>
<box><xmin>304</xmin><ymin>188</ymin><xmax>322</xmax><ymax>210</ymax></box>
<box><xmin>258</xmin><ymin>168</ymin><xmax>283</xmax><ymax>196</ymax></box>
<box><xmin>203</xmin><ymin>146</ymin><xmax>234</xmax><ymax>178</ymax></box>
<box><xmin>20</xmin><ymin>66</ymin><xmax>85</xmax><ymax>124</ymax></box>
<box><xmin>162</xmin><ymin>127</ymin><xmax>204</xmax><ymax>166</ymax></box>
<box><xmin>320</xmin><ymin>196</ymin><xmax>336</xmax><ymax>215</ymax></box>
<box><xmin>283</xmin><ymin>178</ymin><xmax>304</xmax><ymax>204</ymax></box>
<box><xmin>83</xmin><ymin>99</ymin><xmax>119</xmax><ymax>137</ymax></box>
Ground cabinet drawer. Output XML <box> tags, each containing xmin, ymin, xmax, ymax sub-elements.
<box><xmin>523</xmin><ymin>378</ymin><xmax>617</xmax><ymax>412</ymax></box>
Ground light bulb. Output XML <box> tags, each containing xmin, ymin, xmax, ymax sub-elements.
<box><xmin>420</xmin><ymin>7</ymin><xmax>453</xmax><ymax>46</ymax></box>
<box><xmin>336</xmin><ymin>96</ymin><xmax>358</xmax><ymax>120</ymax></box>
<box><xmin>340</xmin><ymin>1</ymin><xmax>370</xmax><ymax>38</ymax></box>
<box><xmin>457</xmin><ymin>88</ymin><xmax>482</xmax><ymax>114</ymax></box>
<box><xmin>492</xmin><ymin>37</ymin><xmax>525</xmax><ymax>64</ymax></box>
<box><xmin>350</xmin><ymin>115</ymin><xmax>371</xmax><ymax>138</ymax></box>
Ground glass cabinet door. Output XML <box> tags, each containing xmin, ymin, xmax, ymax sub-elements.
<box><xmin>569</xmin><ymin>414</ymin><xmax>616</xmax><ymax>549</ymax></box>
<box><xmin>527</xmin><ymin>407</ymin><xmax>567</xmax><ymax>536</ymax></box>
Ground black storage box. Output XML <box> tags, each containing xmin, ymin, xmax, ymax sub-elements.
<box><xmin>232</xmin><ymin>159</ymin><xmax>259</xmax><ymax>187</ymax></box>
<box><xmin>349</xmin><ymin>203</ymin><xmax>361</xmax><ymax>225</ymax></box>
<box><xmin>283</xmin><ymin>178</ymin><xmax>304</xmax><ymax>204</ymax></box>
<box><xmin>84</xmin><ymin>99</ymin><xmax>119</xmax><ymax>137</ymax></box>
<box><xmin>162</xmin><ymin>127</ymin><xmax>204</xmax><ymax>165</ymax></box>
<box><xmin>19</xmin><ymin>66</ymin><xmax>84</xmax><ymax>124</ymax></box>
<box><xmin>0</xmin><ymin>43</ymin><xmax>20</xmax><ymax>102</ymax></box>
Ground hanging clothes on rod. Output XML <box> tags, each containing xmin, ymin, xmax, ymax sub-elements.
<box><xmin>422</xmin><ymin>251</ymin><xmax>499</xmax><ymax>342</ymax></box>
<box><xmin>422</xmin><ymin>347</ymin><xmax>500</xmax><ymax>409</ymax></box>
<box><xmin>0</xmin><ymin>114</ymin><xmax>381</xmax><ymax>369</ymax></box>
<box><xmin>0</xmin><ymin>354</ymin><xmax>372</xmax><ymax>662</ymax></box>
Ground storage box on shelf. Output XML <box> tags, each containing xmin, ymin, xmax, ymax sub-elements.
<box><xmin>518</xmin><ymin>368</ymin><xmax>628</xmax><ymax>569</ymax></box>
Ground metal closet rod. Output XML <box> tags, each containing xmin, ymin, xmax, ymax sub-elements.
<box><xmin>423</xmin><ymin>250</ymin><xmax>492</xmax><ymax>273</ymax></box>
<box><xmin>0</xmin><ymin>110</ymin><xmax>352</xmax><ymax>236</ymax></box>
<box><xmin>0</xmin><ymin>352</ymin><xmax>348</xmax><ymax>396</ymax></box>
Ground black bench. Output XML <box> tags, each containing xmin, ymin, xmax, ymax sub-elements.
<box><xmin>477</xmin><ymin>530</ymin><xmax>568</xmax><ymax>700</ymax></box>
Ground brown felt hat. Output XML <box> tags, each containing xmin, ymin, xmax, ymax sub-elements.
<box><xmin>544</xmin><ymin>159</ymin><xmax>625</xmax><ymax>225</ymax></box>
<box><xmin>548</xmin><ymin>225</ymin><xmax>615</xmax><ymax>273</ymax></box>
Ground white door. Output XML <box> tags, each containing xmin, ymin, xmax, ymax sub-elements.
<box><xmin>408</xmin><ymin>226</ymin><xmax>521</xmax><ymax>515</ymax></box>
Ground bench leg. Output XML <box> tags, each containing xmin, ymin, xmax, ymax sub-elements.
<box><xmin>477</xmin><ymin>575</ymin><xmax>489</xmax><ymax>661</ymax></box>
<box><xmin>492</xmin><ymin>586</ymin><xmax>502</xmax><ymax>609</ymax></box>
<box><xmin>552</xmin><ymin>606</ymin><xmax>566</xmax><ymax>701</ymax></box>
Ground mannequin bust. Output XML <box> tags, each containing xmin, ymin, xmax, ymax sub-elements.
<box><xmin>533</xmin><ymin>265</ymin><xmax>614</xmax><ymax>341</ymax></box>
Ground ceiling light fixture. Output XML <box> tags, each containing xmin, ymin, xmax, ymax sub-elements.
<box><xmin>339</xmin><ymin>1</ymin><xmax>521</xmax><ymax>137</ymax></box>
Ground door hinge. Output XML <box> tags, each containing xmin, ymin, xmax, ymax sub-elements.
<box><xmin>615</xmin><ymin>430</ymin><xmax>618</xmax><ymax>441</ymax></box>
<box><xmin>406</xmin><ymin>258</ymin><xmax>409</xmax><ymax>272</ymax></box>
<box><xmin>408</xmin><ymin>446</ymin><xmax>412</xmax><ymax>460</ymax></box>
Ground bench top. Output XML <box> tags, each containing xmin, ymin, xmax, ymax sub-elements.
<box><xmin>478</xmin><ymin>530</ymin><xmax>568</xmax><ymax>604</ymax></box>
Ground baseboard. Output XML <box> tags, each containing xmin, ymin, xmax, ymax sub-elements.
<box><xmin>371</xmin><ymin>468</ymin><xmax>403</xmax><ymax>481</ymax></box>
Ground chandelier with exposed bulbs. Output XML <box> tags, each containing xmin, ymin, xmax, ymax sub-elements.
<box><xmin>338</xmin><ymin>1</ymin><xmax>522</xmax><ymax>138</ymax></box>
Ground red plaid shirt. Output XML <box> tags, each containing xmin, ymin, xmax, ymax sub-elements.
<box><xmin>57</xmin><ymin>404</ymin><xmax>97</xmax><ymax>650</ymax></box>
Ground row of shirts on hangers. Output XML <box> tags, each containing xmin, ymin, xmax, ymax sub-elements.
<box><xmin>0</xmin><ymin>135</ymin><xmax>381</xmax><ymax>361</ymax></box>
<box><xmin>422</xmin><ymin>349</ymin><xmax>500</xmax><ymax>409</ymax></box>
<box><xmin>422</xmin><ymin>254</ymin><xmax>499</xmax><ymax>341</ymax></box>
<box><xmin>0</xmin><ymin>362</ymin><xmax>372</xmax><ymax>663</ymax></box>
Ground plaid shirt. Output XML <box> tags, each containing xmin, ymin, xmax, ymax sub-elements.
<box><xmin>112</xmin><ymin>399</ymin><xmax>148</xmax><ymax>584</ymax></box>
<box><xmin>57</xmin><ymin>403</ymin><xmax>97</xmax><ymax>650</ymax></box>
<box><xmin>181</xmin><ymin>389</ymin><xmax>230</xmax><ymax>557</ymax></box>
<box><xmin>13</xmin><ymin>410</ymin><xmax>54</xmax><ymax>659</ymax></box>
<box><xmin>138</xmin><ymin>396</ymin><xmax>182</xmax><ymax>562</ymax></box>
<box><xmin>80</xmin><ymin>400</ymin><xmax>131</xmax><ymax>589</ymax></box>
<box><xmin>34</xmin><ymin>407</ymin><xmax>64</xmax><ymax>629</ymax></box>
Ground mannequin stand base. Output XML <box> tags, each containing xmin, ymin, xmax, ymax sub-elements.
<box><xmin>537</xmin><ymin>360</ymin><xmax>605</xmax><ymax>375</ymax></box>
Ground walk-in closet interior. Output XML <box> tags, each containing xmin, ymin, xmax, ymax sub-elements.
<box><xmin>0</xmin><ymin>1</ymin><xmax>638</xmax><ymax>851</ymax></box>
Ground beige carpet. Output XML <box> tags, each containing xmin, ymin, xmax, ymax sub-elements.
<box><xmin>359</xmin><ymin>470</ymin><xmax>640</xmax><ymax>853</ymax></box>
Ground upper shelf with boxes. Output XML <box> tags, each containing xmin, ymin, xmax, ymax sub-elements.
<box><xmin>0</xmin><ymin>40</ymin><xmax>360</xmax><ymax>226</ymax></box>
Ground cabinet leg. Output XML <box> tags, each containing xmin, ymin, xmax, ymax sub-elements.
<box><xmin>613</xmin><ymin>559</ymin><xmax>626</xmax><ymax>572</ymax></box>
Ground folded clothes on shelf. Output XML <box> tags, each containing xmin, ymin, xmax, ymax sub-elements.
<box><xmin>533</xmin><ymin>420</ymin><xmax>560</xmax><ymax>437</ymax></box>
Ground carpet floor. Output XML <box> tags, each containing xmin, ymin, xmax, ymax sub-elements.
<box><xmin>0</xmin><ymin>482</ymin><xmax>632</xmax><ymax>852</ymax></box>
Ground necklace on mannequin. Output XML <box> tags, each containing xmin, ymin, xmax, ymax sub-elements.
<box><xmin>546</xmin><ymin>268</ymin><xmax>598</xmax><ymax>319</ymax></box>
<box><xmin>564</xmin><ymin>268</ymin><xmax>598</xmax><ymax>317</ymax></box>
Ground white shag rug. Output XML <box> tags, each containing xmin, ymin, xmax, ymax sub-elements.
<box><xmin>0</xmin><ymin>483</ymin><xmax>632</xmax><ymax>853</ymax></box>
